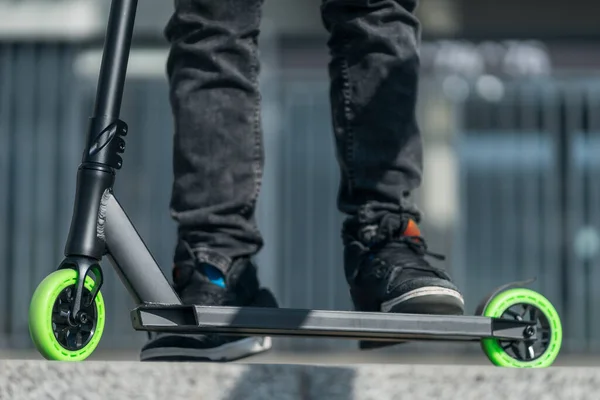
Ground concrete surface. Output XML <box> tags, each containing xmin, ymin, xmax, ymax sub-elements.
<box><xmin>5</xmin><ymin>345</ymin><xmax>600</xmax><ymax>366</ymax></box>
<box><xmin>1</xmin><ymin>357</ymin><xmax>600</xmax><ymax>400</ymax></box>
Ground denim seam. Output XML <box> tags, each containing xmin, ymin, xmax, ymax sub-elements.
<box><xmin>242</xmin><ymin>0</ymin><xmax>263</xmax><ymax>233</ymax></box>
<box><xmin>340</xmin><ymin>56</ymin><xmax>355</xmax><ymax>194</ymax></box>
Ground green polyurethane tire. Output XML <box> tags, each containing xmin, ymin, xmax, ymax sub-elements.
<box><xmin>481</xmin><ymin>288</ymin><xmax>562</xmax><ymax>368</ymax></box>
<box><xmin>29</xmin><ymin>269</ymin><xmax>105</xmax><ymax>361</ymax></box>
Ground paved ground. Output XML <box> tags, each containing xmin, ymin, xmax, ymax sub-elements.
<box><xmin>3</xmin><ymin>346</ymin><xmax>600</xmax><ymax>399</ymax></box>
<box><xmin>1</xmin><ymin>357</ymin><xmax>599</xmax><ymax>400</ymax></box>
<box><xmin>3</xmin><ymin>346</ymin><xmax>600</xmax><ymax>366</ymax></box>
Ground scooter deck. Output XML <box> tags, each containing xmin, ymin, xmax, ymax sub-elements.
<box><xmin>131</xmin><ymin>304</ymin><xmax>534</xmax><ymax>342</ymax></box>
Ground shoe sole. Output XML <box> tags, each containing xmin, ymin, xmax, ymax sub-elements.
<box><xmin>360</xmin><ymin>286</ymin><xmax>465</xmax><ymax>350</ymax></box>
<box><xmin>381</xmin><ymin>286</ymin><xmax>465</xmax><ymax>314</ymax></box>
<box><xmin>140</xmin><ymin>336</ymin><xmax>272</xmax><ymax>362</ymax></box>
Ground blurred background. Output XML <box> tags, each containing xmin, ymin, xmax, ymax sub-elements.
<box><xmin>2</xmin><ymin>0</ymin><xmax>600</xmax><ymax>362</ymax></box>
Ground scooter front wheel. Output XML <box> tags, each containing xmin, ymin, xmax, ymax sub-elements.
<box><xmin>29</xmin><ymin>269</ymin><xmax>105</xmax><ymax>361</ymax></box>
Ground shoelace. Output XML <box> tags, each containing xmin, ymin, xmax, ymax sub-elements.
<box><xmin>360</xmin><ymin>233</ymin><xmax>448</xmax><ymax>282</ymax></box>
<box><xmin>361</xmin><ymin>213</ymin><xmax>446</xmax><ymax>261</ymax></box>
<box><xmin>394</xmin><ymin>235</ymin><xmax>446</xmax><ymax>261</ymax></box>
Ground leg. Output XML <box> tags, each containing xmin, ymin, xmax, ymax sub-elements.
<box><xmin>140</xmin><ymin>0</ymin><xmax>277</xmax><ymax>362</ymax></box>
<box><xmin>168</xmin><ymin>0</ymin><xmax>265</xmax><ymax>273</ymax></box>
<box><xmin>321</xmin><ymin>0</ymin><xmax>464</xmax><ymax>349</ymax></box>
<box><xmin>323</xmin><ymin>0</ymin><xmax>423</xmax><ymax>221</ymax></box>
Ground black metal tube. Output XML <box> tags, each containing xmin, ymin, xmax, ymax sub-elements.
<box><xmin>64</xmin><ymin>166</ymin><xmax>114</xmax><ymax>259</ymax></box>
<box><xmin>65</xmin><ymin>0</ymin><xmax>138</xmax><ymax>259</ymax></box>
<box><xmin>92</xmin><ymin>0</ymin><xmax>138</xmax><ymax>120</ymax></box>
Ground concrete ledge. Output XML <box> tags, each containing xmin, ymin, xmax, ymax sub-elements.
<box><xmin>1</xmin><ymin>360</ymin><xmax>598</xmax><ymax>400</ymax></box>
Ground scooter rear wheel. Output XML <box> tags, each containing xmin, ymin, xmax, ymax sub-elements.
<box><xmin>29</xmin><ymin>269</ymin><xmax>105</xmax><ymax>361</ymax></box>
<box><xmin>480</xmin><ymin>288</ymin><xmax>562</xmax><ymax>368</ymax></box>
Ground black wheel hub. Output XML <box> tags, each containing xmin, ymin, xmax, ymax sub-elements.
<box><xmin>499</xmin><ymin>303</ymin><xmax>551</xmax><ymax>362</ymax></box>
<box><xmin>51</xmin><ymin>286</ymin><xmax>97</xmax><ymax>351</ymax></box>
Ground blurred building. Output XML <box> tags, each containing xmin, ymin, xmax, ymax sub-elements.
<box><xmin>2</xmin><ymin>0</ymin><xmax>600</xmax><ymax>356</ymax></box>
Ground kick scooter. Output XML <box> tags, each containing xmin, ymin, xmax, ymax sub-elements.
<box><xmin>28</xmin><ymin>0</ymin><xmax>563</xmax><ymax>368</ymax></box>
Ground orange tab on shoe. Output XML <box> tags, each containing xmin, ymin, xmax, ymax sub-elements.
<box><xmin>403</xmin><ymin>219</ymin><xmax>421</xmax><ymax>238</ymax></box>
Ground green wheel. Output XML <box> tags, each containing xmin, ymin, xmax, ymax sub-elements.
<box><xmin>481</xmin><ymin>288</ymin><xmax>562</xmax><ymax>368</ymax></box>
<box><xmin>29</xmin><ymin>269</ymin><xmax>105</xmax><ymax>361</ymax></box>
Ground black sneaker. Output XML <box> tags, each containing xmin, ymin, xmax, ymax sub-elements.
<box><xmin>140</xmin><ymin>256</ymin><xmax>278</xmax><ymax>362</ymax></box>
<box><xmin>343</xmin><ymin>215</ymin><xmax>464</xmax><ymax>350</ymax></box>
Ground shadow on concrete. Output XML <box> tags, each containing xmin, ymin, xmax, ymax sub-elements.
<box><xmin>227</xmin><ymin>364</ymin><xmax>356</xmax><ymax>400</ymax></box>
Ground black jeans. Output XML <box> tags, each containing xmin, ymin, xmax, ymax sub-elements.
<box><xmin>165</xmin><ymin>0</ymin><xmax>423</xmax><ymax>274</ymax></box>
